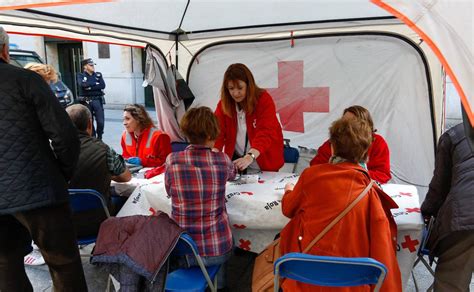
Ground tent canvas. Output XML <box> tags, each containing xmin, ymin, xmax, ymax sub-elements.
<box><xmin>1</xmin><ymin>0</ymin><xmax>471</xmax><ymax>197</ymax></box>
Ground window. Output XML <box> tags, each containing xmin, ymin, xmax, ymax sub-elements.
<box><xmin>98</xmin><ymin>43</ymin><xmax>110</xmax><ymax>59</ymax></box>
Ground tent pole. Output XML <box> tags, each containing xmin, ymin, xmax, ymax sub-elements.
<box><xmin>175</xmin><ymin>33</ymin><xmax>179</xmax><ymax>70</ymax></box>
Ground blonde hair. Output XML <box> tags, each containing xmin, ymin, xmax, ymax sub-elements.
<box><xmin>24</xmin><ymin>62</ymin><xmax>58</xmax><ymax>83</ymax></box>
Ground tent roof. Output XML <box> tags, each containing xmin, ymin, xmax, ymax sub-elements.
<box><xmin>15</xmin><ymin>0</ymin><xmax>395</xmax><ymax>38</ymax></box>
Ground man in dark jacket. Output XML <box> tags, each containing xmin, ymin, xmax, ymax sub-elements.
<box><xmin>77</xmin><ymin>57</ymin><xmax>106</xmax><ymax>140</ymax></box>
<box><xmin>421</xmin><ymin>123</ymin><xmax>474</xmax><ymax>292</ymax></box>
<box><xmin>0</xmin><ymin>27</ymin><xmax>87</xmax><ymax>291</ymax></box>
<box><xmin>66</xmin><ymin>104</ymin><xmax>131</xmax><ymax>237</ymax></box>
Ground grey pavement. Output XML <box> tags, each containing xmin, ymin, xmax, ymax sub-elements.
<box><xmin>25</xmin><ymin>108</ymin><xmax>473</xmax><ymax>291</ymax></box>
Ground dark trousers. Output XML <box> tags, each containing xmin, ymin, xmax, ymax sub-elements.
<box><xmin>0</xmin><ymin>203</ymin><xmax>88</xmax><ymax>292</ymax></box>
<box><xmin>434</xmin><ymin>231</ymin><xmax>474</xmax><ymax>292</ymax></box>
<box><xmin>85</xmin><ymin>98</ymin><xmax>104</xmax><ymax>140</ymax></box>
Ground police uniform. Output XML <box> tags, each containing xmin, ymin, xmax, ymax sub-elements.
<box><xmin>77</xmin><ymin>58</ymin><xmax>106</xmax><ymax>139</ymax></box>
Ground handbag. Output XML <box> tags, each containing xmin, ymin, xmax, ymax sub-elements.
<box><xmin>251</xmin><ymin>180</ymin><xmax>375</xmax><ymax>292</ymax></box>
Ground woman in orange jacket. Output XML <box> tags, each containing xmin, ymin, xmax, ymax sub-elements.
<box><xmin>121</xmin><ymin>104</ymin><xmax>171</xmax><ymax>167</ymax></box>
<box><xmin>214</xmin><ymin>63</ymin><xmax>284</xmax><ymax>172</ymax></box>
<box><xmin>280</xmin><ymin>117</ymin><xmax>402</xmax><ymax>292</ymax></box>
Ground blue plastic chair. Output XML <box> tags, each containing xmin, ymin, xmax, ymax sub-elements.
<box><xmin>68</xmin><ymin>189</ymin><xmax>111</xmax><ymax>246</ymax></box>
<box><xmin>274</xmin><ymin>253</ymin><xmax>387</xmax><ymax>292</ymax></box>
<box><xmin>165</xmin><ymin>233</ymin><xmax>220</xmax><ymax>292</ymax></box>
<box><xmin>171</xmin><ymin>142</ymin><xmax>190</xmax><ymax>153</ymax></box>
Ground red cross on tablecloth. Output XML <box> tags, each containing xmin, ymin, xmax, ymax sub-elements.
<box><xmin>267</xmin><ymin>61</ymin><xmax>329</xmax><ymax>133</ymax></box>
<box><xmin>239</xmin><ymin>239</ymin><xmax>251</xmax><ymax>251</ymax></box>
<box><xmin>406</xmin><ymin>207</ymin><xmax>421</xmax><ymax>213</ymax></box>
<box><xmin>399</xmin><ymin>192</ymin><xmax>413</xmax><ymax>197</ymax></box>
<box><xmin>401</xmin><ymin>235</ymin><xmax>419</xmax><ymax>253</ymax></box>
<box><xmin>149</xmin><ymin>207</ymin><xmax>156</xmax><ymax>216</ymax></box>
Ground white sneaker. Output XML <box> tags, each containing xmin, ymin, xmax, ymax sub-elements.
<box><xmin>24</xmin><ymin>250</ymin><xmax>45</xmax><ymax>266</ymax></box>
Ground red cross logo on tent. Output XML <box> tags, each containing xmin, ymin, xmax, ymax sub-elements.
<box><xmin>401</xmin><ymin>235</ymin><xmax>419</xmax><ymax>252</ymax></box>
<box><xmin>267</xmin><ymin>61</ymin><xmax>329</xmax><ymax>133</ymax></box>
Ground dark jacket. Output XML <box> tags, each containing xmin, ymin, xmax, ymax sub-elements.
<box><xmin>421</xmin><ymin>123</ymin><xmax>474</xmax><ymax>254</ymax></box>
<box><xmin>69</xmin><ymin>132</ymin><xmax>111</xmax><ymax>238</ymax></box>
<box><xmin>76</xmin><ymin>71</ymin><xmax>105</xmax><ymax>97</ymax></box>
<box><xmin>0</xmin><ymin>60</ymin><xmax>80</xmax><ymax>215</ymax></box>
<box><xmin>69</xmin><ymin>132</ymin><xmax>111</xmax><ymax>200</ymax></box>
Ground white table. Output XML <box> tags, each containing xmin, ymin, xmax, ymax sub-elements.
<box><xmin>116</xmin><ymin>171</ymin><xmax>423</xmax><ymax>290</ymax></box>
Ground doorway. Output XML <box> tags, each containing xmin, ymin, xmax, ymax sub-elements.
<box><xmin>57</xmin><ymin>43</ymin><xmax>83</xmax><ymax>99</ymax></box>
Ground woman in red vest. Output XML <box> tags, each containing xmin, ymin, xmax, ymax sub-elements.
<box><xmin>280</xmin><ymin>117</ymin><xmax>401</xmax><ymax>292</ymax></box>
<box><xmin>121</xmin><ymin>104</ymin><xmax>171</xmax><ymax>167</ymax></box>
<box><xmin>214</xmin><ymin>63</ymin><xmax>284</xmax><ymax>172</ymax></box>
<box><xmin>310</xmin><ymin>105</ymin><xmax>391</xmax><ymax>183</ymax></box>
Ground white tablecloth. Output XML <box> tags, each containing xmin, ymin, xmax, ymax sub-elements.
<box><xmin>115</xmin><ymin>171</ymin><xmax>423</xmax><ymax>290</ymax></box>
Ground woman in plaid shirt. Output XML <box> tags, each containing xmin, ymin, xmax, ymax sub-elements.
<box><xmin>165</xmin><ymin>107</ymin><xmax>237</xmax><ymax>290</ymax></box>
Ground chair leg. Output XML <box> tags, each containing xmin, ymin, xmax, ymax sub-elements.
<box><xmin>411</xmin><ymin>270</ymin><xmax>420</xmax><ymax>292</ymax></box>
<box><xmin>420</xmin><ymin>257</ymin><xmax>436</xmax><ymax>277</ymax></box>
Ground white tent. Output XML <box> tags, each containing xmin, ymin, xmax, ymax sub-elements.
<box><xmin>1</xmin><ymin>0</ymin><xmax>471</xmax><ymax>197</ymax></box>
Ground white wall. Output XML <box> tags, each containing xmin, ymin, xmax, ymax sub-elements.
<box><xmin>9</xmin><ymin>34</ymin><xmax>46</xmax><ymax>60</ymax></box>
<box><xmin>83</xmin><ymin>42</ymin><xmax>144</xmax><ymax>106</ymax></box>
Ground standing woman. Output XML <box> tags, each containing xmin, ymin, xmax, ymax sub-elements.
<box><xmin>121</xmin><ymin>104</ymin><xmax>172</xmax><ymax>167</ymax></box>
<box><xmin>24</xmin><ymin>62</ymin><xmax>58</xmax><ymax>84</ymax></box>
<box><xmin>214</xmin><ymin>63</ymin><xmax>284</xmax><ymax>172</ymax></box>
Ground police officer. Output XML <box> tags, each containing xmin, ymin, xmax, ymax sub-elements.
<box><xmin>77</xmin><ymin>58</ymin><xmax>106</xmax><ymax>139</ymax></box>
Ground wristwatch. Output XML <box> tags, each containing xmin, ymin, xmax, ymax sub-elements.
<box><xmin>246</xmin><ymin>152</ymin><xmax>256</xmax><ymax>162</ymax></box>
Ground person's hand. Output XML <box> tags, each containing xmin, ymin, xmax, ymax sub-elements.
<box><xmin>233</xmin><ymin>154</ymin><xmax>253</xmax><ymax>171</ymax></box>
<box><xmin>284</xmin><ymin>183</ymin><xmax>295</xmax><ymax>194</ymax></box>
<box><xmin>127</xmin><ymin>157</ymin><xmax>142</xmax><ymax>165</ymax></box>
<box><xmin>211</xmin><ymin>147</ymin><xmax>220</xmax><ymax>152</ymax></box>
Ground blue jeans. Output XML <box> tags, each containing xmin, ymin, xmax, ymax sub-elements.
<box><xmin>172</xmin><ymin>249</ymin><xmax>233</xmax><ymax>289</ymax></box>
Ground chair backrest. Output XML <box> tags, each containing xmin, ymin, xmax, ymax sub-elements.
<box><xmin>171</xmin><ymin>141</ymin><xmax>190</xmax><ymax>152</ymax></box>
<box><xmin>68</xmin><ymin>189</ymin><xmax>111</xmax><ymax>218</ymax></box>
<box><xmin>274</xmin><ymin>253</ymin><xmax>387</xmax><ymax>292</ymax></box>
<box><xmin>171</xmin><ymin>232</ymin><xmax>199</xmax><ymax>257</ymax></box>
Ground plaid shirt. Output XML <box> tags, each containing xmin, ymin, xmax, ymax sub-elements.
<box><xmin>165</xmin><ymin>145</ymin><xmax>237</xmax><ymax>256</ymax></box>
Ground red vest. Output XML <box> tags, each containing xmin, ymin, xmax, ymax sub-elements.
<box><xmin>121</xmin><ymin>127</ymin><xmax>171</xmax><ymax>167</ymax></box>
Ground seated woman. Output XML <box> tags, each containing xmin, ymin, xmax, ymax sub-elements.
<box><xmin>214</xmin><ymin>63</ymin><xmax>284</xmax><ymax>172</ymax></box>
<box><xmin>121</xmin><ymin>104</ymin><xmax>171</xmax><ymax>167</ymax></box>
<box><xmin>280</xmin><ymin>117</ymin><xmax>401</xmax><ymax>292</ymax></box>
<box><xmin>165</xmin><ymin>106</ymin><xmax>237</xmax><ymax>290</ymax></box>
<box><xmin>310</xmin><ymin>105</ymin><xmax>391</xmax><ymax>183</ymax></box>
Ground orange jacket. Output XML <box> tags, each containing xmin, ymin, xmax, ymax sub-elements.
<box><xmin>121</xmin><ymin>127</ymin><xmax>172</xmax><ymax>167</ymax></box>
<box><xmin>280</xmin><ymin>162</ymin><xmax>402</xmax><ymax>292</ymax></box>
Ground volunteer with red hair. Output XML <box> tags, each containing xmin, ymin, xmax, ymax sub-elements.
<box><xmin>121</xmin><ymin>104</ymin><xmax>171</xmax><ymax>167</ymax></box>
<box><xmin>214</xmin><ymin>63</ymin><xmax>284</xmax><ymax>172</ymax></box>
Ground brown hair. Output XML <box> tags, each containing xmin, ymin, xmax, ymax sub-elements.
<box><xmin>24</xmin><ymin>62</ymin><xmax>58</xmax><ymax>83</ymax></box>
<box><xmin>123</xmin><ymin>104</ymin><xmax>154</xmax><ymax>130</ymax></box>
<box><xmin>180</xmin><ymin>106</ymin><xmax>220</xmax><ymax>145</ymax></box>
<box><xmin>329</xmin><ymin>117</ymin><xmax>373</xmax><ymax>163</ymax></box>
<box><xmin>343</xmin><ymin>105</ymin><xmax>375</xmax><ymax>132</ymax></box>
<box><xmin>220</xmin><ymin>63</ymin><xmax>264</xmax><ymax>117</ymax></box>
